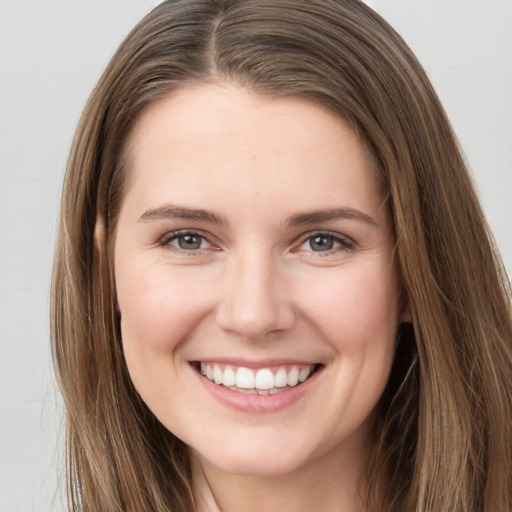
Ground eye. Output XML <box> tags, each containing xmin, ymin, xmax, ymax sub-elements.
<box><xmin>298</xmin><ymin>232</ymin><xmax>354</xmax><ymax>253</ymax></box>
<box><xmin>159</xmin><ymin>231</ymin><xmax>214</xmax><ymax>252</ymax></box>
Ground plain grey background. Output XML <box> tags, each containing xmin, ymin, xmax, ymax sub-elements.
<box><xmin>1</xmin><ymin>1</ymin><xmax>511</xmax><ymax>510</ymax></box>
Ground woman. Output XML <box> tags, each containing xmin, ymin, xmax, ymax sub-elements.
<box><xmin>51</xmin><ymin>0</ymin><xmax>512</xmax><ymax>510</ymax></box>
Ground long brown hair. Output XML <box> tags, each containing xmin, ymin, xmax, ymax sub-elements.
<box><xmin>51</xmin><ymin>1</ymin><xmax>512</xmax><ymax>510</ymax></box>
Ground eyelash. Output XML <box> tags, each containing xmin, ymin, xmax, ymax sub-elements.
<box><xmin>157</xmin><ymin>230</ymin><xmax>355</xmax><ymax>255</ymax></box>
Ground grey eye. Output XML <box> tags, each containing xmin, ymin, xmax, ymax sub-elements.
<box><xmin>308</xmin><ymin>235</ymin><xmax>335</xmax><ymax>251</ymax></box>
<box><xmin>176</xmin><ymin>234</ymin><xmax>204</xmax><ymax>250</ymax></box>
<box><xmin>161</xmin><ymin>231</ymin><xmax>215</xmax><ymax>253</ymax></box>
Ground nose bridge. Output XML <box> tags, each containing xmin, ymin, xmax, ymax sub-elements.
<box><xmin>216</xmin><ymin>244</ymin><xmax>294</xmax><ymax>338</ymax></box>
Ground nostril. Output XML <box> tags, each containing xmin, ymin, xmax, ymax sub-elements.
<box><xmin>215</xmin><ymin>301</ymin><xmax>296</xmax><ymax>340</ymax></box>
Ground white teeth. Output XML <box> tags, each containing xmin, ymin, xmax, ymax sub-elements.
<box><xmin>213</xmin><ymin>364</ymin><xmax>223</xmax><ymax>385</ymax></box>
<box><xmin>287</xmin><ymin>366</ymin><xmax>299</xmax><ymax>386</ymax></box>
<box><xmin>274</xmin><ymin>367</ymin><xmax>288</xmax><ymax>387</ymax></box>
<box><xmin>200</xmin><ymin>363</ymin><xmax>316</xmax><ymax>393</ymax></box>
<box><xmin>223</xmin><ymin>366</ymin><xmax>236</xmax><ymax>386</ymax></box>
<box><xmin>236</xmin><ymin>367</ymin><xmax>255</xmax><ymax>389</ymax></box>
<box><xmin>299</xmin><ymin>366</ymin><xmax>311</xmax><ymax>383</ymax></box>
<box><xmin>255</xmin><ymin>368</ymin><xmax>274</xmax><ymax>389</ymax></box>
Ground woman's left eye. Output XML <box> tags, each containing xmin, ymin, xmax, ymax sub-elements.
<box><xmin>160</xmin><ymin>232</ymin><xmax>213</xmax><ymax>252</ymax></box>
<box><xmin>298</xmin><ymin>233</ymin><xmax>354</xmax><ymax>253</ymax></box>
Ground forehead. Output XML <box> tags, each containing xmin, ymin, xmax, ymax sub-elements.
<box><xmin>127</xmin><ymin>84</ymin><xmax>376</xmax><ymax>162</ymax></box>
<box><xmin>122</xmin><ymin>84</ymin><xmax>386</xmax><ymax>222</ymax></box>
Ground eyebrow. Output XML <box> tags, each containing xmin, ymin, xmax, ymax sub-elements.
<box><xmin>138</xmin><ymin>204</ymin><xmax>227</xmax><ymax>225</ymax></box>
<box><xmin>286</xmin><ymin>208</ymin><xmax>379</xmax><ymax>228</ymax></box>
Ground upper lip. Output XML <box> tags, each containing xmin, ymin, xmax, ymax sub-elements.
<box><xmin>191</xmin><ymin>357</ymin><xmax>322</xmax><ymax>369</ymax></box>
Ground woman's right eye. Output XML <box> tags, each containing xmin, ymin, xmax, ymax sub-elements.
<box><xmin>159</xmin><ymin>231</ymin><xmax>214</xmax><ymax>252</ymax></box>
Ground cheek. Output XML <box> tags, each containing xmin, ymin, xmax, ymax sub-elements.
<box><xmin>300</xmin><ymin>265</ymin><xmax>401</xmax><ymax>351</ymax></box>
<box><xmin>310</xmin><ymin>267</ymin><xmax>400</xmax><ymax>417</ymax></box>
<box><xmin>116</xmin><ymin>263</ymin><xmax>216</xmax><ymax>358</ymax></box>
<box><xmin>116</xmin><ymin>265</ymin><xmax>216</xmax><ymax>410</ymax></box>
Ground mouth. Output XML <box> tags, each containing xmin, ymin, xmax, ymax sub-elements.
<box><xmin>192</xmin><ymin>361</ymin><xmax>323</xmax><ymax>395</ymax></box>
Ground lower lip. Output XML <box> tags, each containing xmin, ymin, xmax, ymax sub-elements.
<box><xmin>192</xmin><ymin>365</ymin><xmax>323</xmax><ymax>413</ymax></box>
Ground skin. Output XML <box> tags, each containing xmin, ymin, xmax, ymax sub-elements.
<box><xmin>112</xmin><ymin>84</ymin><xmax>407</xmax><ymax>511</ymax></box>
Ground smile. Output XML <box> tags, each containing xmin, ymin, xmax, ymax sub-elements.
<box><xmin>198</xmin><ymin>362</ymin><xmax>319</xmax><ymax>395</ymax></box>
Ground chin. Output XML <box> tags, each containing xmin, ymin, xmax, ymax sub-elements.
<box><xmin>189</xmin><ymin>428</ymin><xmax>333</xmax><ymax>480</ymax></box>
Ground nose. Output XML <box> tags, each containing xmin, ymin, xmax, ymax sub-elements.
<box><xmin>215</xmin><ymin>250</ymin><xmax>296</xmax><ymax>340</ymax></box>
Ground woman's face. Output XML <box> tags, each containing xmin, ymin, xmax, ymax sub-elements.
<box><xmin>114</xmin><ymin>84</ymin><xmax>406</xmax><ymax>478</ymax></box>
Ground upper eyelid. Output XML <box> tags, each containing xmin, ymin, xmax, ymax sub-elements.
<box><xmin>297</xmin><ymin>230</ymin><xmax>355</xmax><ymax>246</ymax></box>
<box><xmin>161</xmin><ymin>229</ymin><xmax>211</xmax><ymax>241</ymax></box>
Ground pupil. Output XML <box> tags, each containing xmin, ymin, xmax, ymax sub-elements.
<box><xmin>179</xmin><ymin>235</ymin><xmax>201</xmax><ymax>250</ymax></box>
<box><xmin>311</xmin><ymin>235</ymin><xmax>333</xmax><ymax>251</ymax></box>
